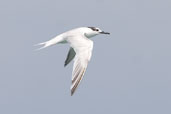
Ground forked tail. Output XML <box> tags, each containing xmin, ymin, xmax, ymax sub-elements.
<box><xmin>34</xmin><ymin>35</ymin><xmax>65</xmax><ymax>51</ymax></box>
<box><xmin>34</xmin><ymin>41</ymin><xmax>53</xmax><ymax>51</ymax></box>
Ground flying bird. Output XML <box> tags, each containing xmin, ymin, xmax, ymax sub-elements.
<box><xmin>36</xmin><ymin>27</ymin><xmax>110</xmax><ymax>95</ymax></box>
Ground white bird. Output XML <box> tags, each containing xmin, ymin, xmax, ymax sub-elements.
<box><xmin>36</xmin><ymin>27</ymin><xmax>110</xmax><ymax>96</ymax></box>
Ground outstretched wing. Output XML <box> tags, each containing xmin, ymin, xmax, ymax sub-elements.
<box><xmin>64</xmin><ymin>47</ymin><xmax>76</xmax><ymax>67</ymax></box>
<box><xmin>70</xmin><ymin>37</ymin><xmax>93</xmax><ymax>96</ymax></box>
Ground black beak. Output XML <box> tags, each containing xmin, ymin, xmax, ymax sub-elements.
<box><xmin>100</xmin><ymin>31</ymin><xmax>110</xmax><ymax>35</ymax></box>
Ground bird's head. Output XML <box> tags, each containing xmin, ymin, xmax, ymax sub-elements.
<box><xmin>83</xmin><ymin>27</ymin><xmax>110</xmax><ymax>38</ymax></box>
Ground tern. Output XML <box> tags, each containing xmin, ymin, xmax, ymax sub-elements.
<box><xmin>36</xmin><ymin>27</ymin><xmax>110</xmax><ymax>96</ymax></box>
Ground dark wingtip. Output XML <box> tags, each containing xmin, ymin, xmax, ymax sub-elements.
<box><xmin>71</xmin><ymin>90</ymin><xmax>74</xmax><ymax>96</ymax></box>
<box><xmin>64</xmin><ymin>63</ymin><xmax>67</xmax><ymax>67</ymax></box>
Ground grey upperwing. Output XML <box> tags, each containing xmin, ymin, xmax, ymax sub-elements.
<box><xmin>64</xmin><ymin>47</ymin><xmax>76</xmax><ymax>67</ymax></box>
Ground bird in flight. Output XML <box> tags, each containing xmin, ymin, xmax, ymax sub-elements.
<box><xmin>36</xmin><ymin>27</ymin><xmax>110</xmax><ymax>96</ymax></box>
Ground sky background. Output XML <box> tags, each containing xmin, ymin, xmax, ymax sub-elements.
<box><xmin>0</xmin><ymin>0</ymin><xmax>171</xmax><ymax>114</ymax></box>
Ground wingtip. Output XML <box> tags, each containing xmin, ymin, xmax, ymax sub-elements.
<box><xmin>70</xmin><ymin>86</ymin><xmax>75</xmax><ymax>96</ymax></box>
<box><xmin>71</xmin><ymin>89</ymin><xmax>74</xmax><ymax>96</ymax></box>
<box><xmin>64</xmin><ymin>63</ymin><xmax>67</xmax><ymax>67</ymax></box>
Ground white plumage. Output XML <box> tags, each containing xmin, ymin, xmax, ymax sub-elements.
<box><xmin>36</xmin><ymin>27</ymin><xmax>110</xmax><ymax>96</ymax></box>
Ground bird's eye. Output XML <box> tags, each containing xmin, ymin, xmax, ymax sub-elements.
<box><xmin>96</xmin><ymin>29</ymin><xmax>99</xmax><ymax>31</ymax></box>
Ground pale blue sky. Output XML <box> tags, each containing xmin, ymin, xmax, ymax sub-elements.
<box><xmin>0</xmin><ymin>0</ymin><xmax>171</xmax><ymax>114</ymax></box>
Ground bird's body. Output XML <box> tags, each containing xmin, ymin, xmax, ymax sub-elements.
<box><xmin>36</xmin><ymin>27</ymin><xmax>109</xmax><ymax>95</ymax></box>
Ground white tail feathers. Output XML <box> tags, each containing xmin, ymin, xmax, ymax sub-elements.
<box><xmin>34</xmin><ymin>35</ymin><xmax>65</xmax><ymax>51</ymax></box>
<box><xmin>34</xmin><ymin>41</ymin><xmax>55</xmax><ymax>51</ymax></box>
